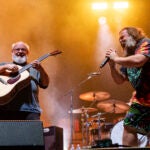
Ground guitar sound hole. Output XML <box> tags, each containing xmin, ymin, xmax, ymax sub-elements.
<box><xmin>9</xmin><ymin>72</ymin><xmax>19</xmax><ymax>77</ymax></box>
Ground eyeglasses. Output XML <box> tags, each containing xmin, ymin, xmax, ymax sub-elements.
<box><xmin>13</xmin><ymin>48</ymin><xmax>27</xmax><ymax>52</ymax></box>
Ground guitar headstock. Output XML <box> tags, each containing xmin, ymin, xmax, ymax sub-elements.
<box><xmin>50</xmin><ymin>50</ymin><xmax>62</xmax><ymax>56</ymax></box>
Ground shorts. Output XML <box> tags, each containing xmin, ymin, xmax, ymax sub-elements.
<box><xmin>124</xmin><ymin>102</ymin><xmax>150</xmax><ymax>135</ymax></box>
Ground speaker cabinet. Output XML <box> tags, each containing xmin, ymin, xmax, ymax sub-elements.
<box><xmin>0</xmin><ymin>120</ymin><xmax>44</xmax><ymax>150</ymax></box>
<box><xmin>44</xmin><ymin>126</ymin><xmax>63</xmax><ymax>150</ymax></box>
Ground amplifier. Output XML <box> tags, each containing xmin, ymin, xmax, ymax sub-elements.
<box><xmin>44</xmin><ymin>126</ymin><xmax>63</xmax><ymax>150</ymax></box>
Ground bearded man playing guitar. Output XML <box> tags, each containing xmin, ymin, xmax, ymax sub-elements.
<box><xmin>0</xmin><ymin>41</ymin><xmax>49</xmax><ymax>120</ymax></box>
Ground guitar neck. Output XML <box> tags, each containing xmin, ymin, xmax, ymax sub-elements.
<box><xmin>19</xmin><ymin>53</ymin><xmax>50</xmax><ymax>74</ymax></box>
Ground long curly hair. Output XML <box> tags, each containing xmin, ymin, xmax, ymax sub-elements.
<box><xmin>119</xmin><ymin>27</ymin><xmax>146</xmax><ymax>42</ymax></box>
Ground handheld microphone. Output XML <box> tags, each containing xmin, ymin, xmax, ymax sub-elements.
<box><xmin>100</xmin><ymin>57</ymin><xmax>110</xmax><ymax>68</ymax></box>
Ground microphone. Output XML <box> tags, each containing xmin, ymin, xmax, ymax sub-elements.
<box><xmin>100</xmin><ymin>57</ymin><xmax>110</xmax><ymax>68</ymax></box>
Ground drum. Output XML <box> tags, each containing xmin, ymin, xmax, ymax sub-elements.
<box><xmin>110</xmin><ymin>120</ymin><xmax>148</xmax><ymax>147</ymax></box>
<box><xmin>89</xmin><ymin>122</ymin><xmax>113</xmax><ymax>146</ymax></box>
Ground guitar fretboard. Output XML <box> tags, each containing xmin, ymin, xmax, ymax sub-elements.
<box><xmin>18</xmin><ymin>53</ymin><xmax>51</xmax><ymax>74</ymax></box>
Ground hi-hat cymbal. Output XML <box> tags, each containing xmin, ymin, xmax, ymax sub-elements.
<box><xmin>79</xmin><ymin>91</ymin><xmax>110</xmax><ymax>101</ymax></box>
<box><xmin>68</xmin><ymin>107</ymin><xmax>98</xmax><ymax>114</ymax></box>
<box><xmin>97</xmin><ymin>99</ymin><xmax>129</xmax><ymax>114</ymax></box>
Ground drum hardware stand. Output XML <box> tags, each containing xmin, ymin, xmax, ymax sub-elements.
<box><xmin>64</xmin><ymin>71</ymin><xmax>100</xmax><ymax>148</ymax></box>
<box><xmin>113</xmin><ymin>103</ymin><xmax>116</xmax><ymax>113</ymax></box>
<box><xmin>85</xmin><ymin>109</ymin><xmax>90</xmax><ymax>146</ymax></box>
<box><xmin>91</xmin><ymin>112</ymin><xmax>108</xmax><ymax>143</ymax></box>
<box><xmin>91</xmin><ymin>113</ymin><xmax>102</xmax><ymax>141</ymax></box>
<box><xmin>80</xmin><ymin>106</ymin><xmax>90</xmax><ymax>146</ymax></box>
<box><xmin>89</xmin><ymin>92</ymin><xmax>97</xmax><ymax>108</ymax></box>
<box><xmin>81</xmin><ymin>109</ymin><xmax>85</xmax><ymax>145</ymax></box>
<box><xmin>97</xmin><ymin>113</ymin><xmax>101</xmax><ymax>140</ymax></box>
<box><xmin>88</xmin><ymin>93</ymin><xmax>102</xmax><ymax>143</ymax></box>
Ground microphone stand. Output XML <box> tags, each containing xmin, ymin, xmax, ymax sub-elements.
<box><xmin>64</xmin><ymin>72</ymin><xmax>101</xmax><ymax>148</ymax></box>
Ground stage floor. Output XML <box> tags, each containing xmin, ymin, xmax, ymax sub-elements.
<box><xmin>81</xmin><ymin>147</ymin><xmax>150</xmax><ymax>150</ymax></box>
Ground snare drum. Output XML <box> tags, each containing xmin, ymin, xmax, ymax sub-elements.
<box><xmin>110</xmin><ymin>120</ymin><xmax>148</xmax><ymax>147</ymax></box>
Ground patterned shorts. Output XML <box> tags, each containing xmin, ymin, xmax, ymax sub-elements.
<box><xmin>124</xmin><ymin>102</ymin><xmax>150</xmax><ymax>135</ymax></box>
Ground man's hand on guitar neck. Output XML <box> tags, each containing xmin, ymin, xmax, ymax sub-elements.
<box><xmin>31</xmin><ymin>60</ymin><xmax>41</xmax><ymax>70</ymax></box>
<box><xmin>31</xmin><ymin>59</ymin><xmax>49</xmax><ymax>87</ymax></box>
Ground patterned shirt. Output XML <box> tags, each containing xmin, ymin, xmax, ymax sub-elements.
<box><xmin>121</xmin><ymin>38</ymin><xmax>150</xmax><ymax>106</ymax></box>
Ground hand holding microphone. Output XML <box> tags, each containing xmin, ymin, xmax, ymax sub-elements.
<box><xmin>100</xmin><ymin>57</ymin><xmax>110</xmax><ymax>68</ymax></box>
<box><xmin>100</xmin><ymin>48</ymin><xmax>117</xmax><ymax>68</ymax></box>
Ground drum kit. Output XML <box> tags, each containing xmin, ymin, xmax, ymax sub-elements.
<box><xmin>69</xmin><ymin>91</ymin><xmax>148</xmax><ymax>147</ymax></box>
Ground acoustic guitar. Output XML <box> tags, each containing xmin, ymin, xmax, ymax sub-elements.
<box><xmin>0</xmin><ymin>50</ymin><xmax>62</xmax><ymax>105</ymax></box>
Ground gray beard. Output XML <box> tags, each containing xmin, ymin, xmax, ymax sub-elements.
<box><xmin>125</xmin><ymin>36</ymin><xmax>136</xmax><ymax>48</ymax></box>
<box><xmin>124</xmin><ymin>36</ymin><xmax>136</xmax><ymax>56</ymax></box>
<box><xmin>12</xmin><ymin>55</ymin><xmax>27</xmax><ymax>64</ymax></box>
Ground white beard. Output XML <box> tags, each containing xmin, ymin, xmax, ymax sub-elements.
<box><xmin>125</xmin><ymin>36</ymin><xmax>136</xmax><ymax>48</ymax></box>
<box><xmin>123</xmin><ymin>36</ymin><xmax>137</xmax><ymax>56</ymax></box>
<box><xmin>12</xmin><ymin>54</ymin><xmax>27</xmax><ymax>64</ymax></box>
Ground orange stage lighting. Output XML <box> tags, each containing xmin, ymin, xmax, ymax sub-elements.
<box><xmin>113</xmin><ymin>1</ymin><xmax>129</xmax><ymax>9</ymax></box>
<box><xmin>91</xmin><ymin>1</ymin><xmax>129</xmax><ymax>10</ymax></box>
<box><xmin>92</xmin><ymin>2</ymin><xmax>108</xmax><ymax>10</ymax></box>
<box><xmin>98</xmin><ymin>16</ymin><xmax>107</xmax><ymax>25</ymax></box>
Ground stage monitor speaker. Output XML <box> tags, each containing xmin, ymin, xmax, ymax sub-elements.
<box><xmin>0</xmin><ymin>120</ymin><xmax>44</xmax><ymax>150</ymax></box>
<box><xmin>44</xmin><ymin>126</ymin><xmax>63</xmax><ymax>150</ymax></box>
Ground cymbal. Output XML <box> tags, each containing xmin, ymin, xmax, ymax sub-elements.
<box><xmin>79</xmin><ymin>91</ymin><xmax>110</xmax><ymax>101</ymax></box>
<box><xmin>97</xmin><ymin>99</ymin><xmax>129</xmax><ymax>114</ymax></box>
<box><xmin>68</xmin><ymin>107</ymin><xmax>98</xmax><ymax>114</ymax></box>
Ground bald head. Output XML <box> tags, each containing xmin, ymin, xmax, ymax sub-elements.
<box><xmin>11</xmin><ymin>41</ymin><xmax>30</xmax><ymax>64</ymax></box>
<box><xmin>12</xmin><ymin>41</ymin><xmax>30</xmax><ymax>53</ymax></box>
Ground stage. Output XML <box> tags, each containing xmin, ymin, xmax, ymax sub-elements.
<box><xmin>81</xmin><ymin>146</ymin><xmax>150</xmax><ymax>150</ymax></box>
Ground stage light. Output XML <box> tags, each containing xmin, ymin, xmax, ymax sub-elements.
<box><xmin>98</xmin><ymin>16</ymin><xmax>107</xmax><ymax>25</ymax></box>
<box><xmin>92</xmin><ymin>2</ymin><xmax>108</xmax><ymax>10</ymax></box>
<box><xmin>113</xmin><ymin>1</ymin><xmax>129</xmax><ymax>9</ymax></box>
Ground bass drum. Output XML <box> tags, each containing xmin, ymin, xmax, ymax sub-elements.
<box><xmin>110</xmin><ymin>120</ymin><xmax>148</xmax><ymax>147</ymax></box>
